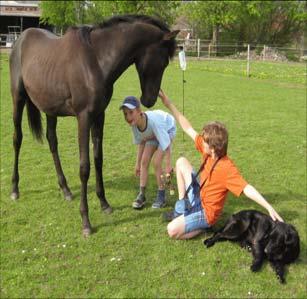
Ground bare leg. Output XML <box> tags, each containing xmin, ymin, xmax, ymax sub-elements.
<box><xmin>175</xmin><ymin>156</ymin><xmax>193</xmax><ymax>199</ymax></box>
<box><xmin>77</xmin><ymin>112</ymin><xmax>92</xmax><ymax>237</ymax></box>
<box><xmin>167</xmin><ymin>214</ymin><xmax>203</xmax><ymax>239</ymax></box>
<box><xmin>161</xmin><ymin>144</ymin><xmax>175</xmax><ymax>195</ymax></box>
<box><xmin>91</xmin><ymin>113</ymin><xmax>112</xmax><ymax>213</ymax></box>
<box><xmin>46</xmin><ymin>115</ymin><xmax>72</xmax><ymax>200</ymax></box>
<box><xmin>152</xmin><ymin>148</ymin><xmax>165</xmax><ymax>189</ymax></box>
<box><xmin>139</xmin><ymin>145</ymin><xmax>157</xmax><ymax>187</ymax></box>
<box><xmin>165</xmin><ymin>156</ymin><xmax>203</xmax><ymax>239</ymax></box>
<box><xmin>164</xmin><ymin>143</ymin><xmax>172</xmax><ymax>174</ymax></box>
<box><xmin>11</xmin><ymin>96</ymin><xmax>25</xmax><ymax>200</ymax></box>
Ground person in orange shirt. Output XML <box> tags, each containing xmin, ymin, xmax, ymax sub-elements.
<box><xmin>159</xmin><ymin>89</ymin><xmax>283</xmax><ymax>240</ymax></box>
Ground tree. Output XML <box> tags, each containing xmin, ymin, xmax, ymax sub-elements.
<box><xmin>181</xmin><ymin>1</ymin><xmax>307</xmax><ymax>48</ymax></box>
<box><xmin>40</xmin><ymin>1</ymin><xmax>87</xmax><ymax>33</ymax></box>
<box><xmin>40</xmin><ymin>1</ymin><xmax>180</xmax><ymax>33</ymax></box>
<box><xmin>181</xmin><ymin>1</ymin><xmax>239</xmax><ymax>52</ymax></box>
<box><xmin>85</xmin><ymin>1</ymin><xmax>179</xmax><ymax>25</ymax></box>
<box><xmin>228</xmin><ymin>1</ymin><xmax>307</xmax><ymax>47</ymax></box>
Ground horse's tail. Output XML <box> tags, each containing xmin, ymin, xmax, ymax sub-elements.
<box><xmin>25</xmin><ymin>99</ymin><xmax>43</xmax><ymax>142</ymax></box>
<box><xmin>10</xmin><ymin>29</ymin><xmax>43</xmax><ymax>143</ymax></box>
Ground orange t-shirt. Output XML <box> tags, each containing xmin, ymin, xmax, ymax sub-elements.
<box><xmin>195</xmin><ymin>135</ymin><xmax>248</xmax><ymax>225</ymax></box>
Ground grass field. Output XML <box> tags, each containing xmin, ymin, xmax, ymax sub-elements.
<box><xmin>1</xmin><ymin>53</ymin><xmax>306</xmax><ymax>298</ymax></box>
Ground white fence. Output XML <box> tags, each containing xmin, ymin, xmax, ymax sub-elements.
<box><xmin>176</xmin><ymin>38</ymin><xmax>306</xmax><ymax>78</ymax></box>
<box><xmin>0</xmin><ymin>33</ymin><xmax>19</xmax><ymax>48</ymax></box>
<box><xmin>176</xmin><ymin>38</ymin><xmax>305</xmax><ymax>62</ymax></box>
<box><xmin>1</xmin><ymin>34</ymin><xmax>304</xmax><ymax>62</ymax></box>
<box><xmin>1</xmin><ymin>34</ymin><xmax>305</xmax><ymax>80</ymax></box>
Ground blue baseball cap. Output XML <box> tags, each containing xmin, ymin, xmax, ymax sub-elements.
<box><xmin>119</xmin><ymin>96</ymin><xmax>140</xmax><ymax>110</ymax></box>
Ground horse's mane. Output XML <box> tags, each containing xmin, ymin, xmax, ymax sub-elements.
<box><xmin>96</xmin><ymin>14</ymin><xmax>171</xmax><ymax>33</ymax></box>
<box><xmin>68</xmin><ymin>26</ymin><xmax>93</xmax><ymax>46</ymax></box>
<box><xmin>69</xmin><ymin>15</ymin><xmax>176</xmax><ymax>58</ymax></box>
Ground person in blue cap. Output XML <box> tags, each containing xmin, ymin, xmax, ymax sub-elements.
<box><xmin>120</xmin><ymin>96</ymin><xmax>176</xmax><ymax>209</ymax></box>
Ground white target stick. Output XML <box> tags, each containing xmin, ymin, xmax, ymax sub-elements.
<box><xmin>179</xmin><ymin>47</ymin><xmax>186</xmax><ymax>71</ymax></box>
<box><xmin>178</xmin><ymin>47</ymin><xmax>186</xmax><ymax>140</ymax></box>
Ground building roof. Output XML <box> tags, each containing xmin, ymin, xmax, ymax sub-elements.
<box><xmin>0</xmin><ymin>1</ymin><xmax>41</xmax><ymax>17</ymax></box>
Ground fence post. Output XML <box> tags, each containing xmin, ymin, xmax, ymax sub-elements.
<box><xmin>197</xmin><ymin>39</ymin><xmax>200</xmax><ymax>59</ymax></box>
<box><xmin>247</xmin><ymin>44</ymin><xmax>250</xmax><ymax>77</ymax></box>
<box><xmin>263</xmin><ymin>45</ymin><xmax>266</xmax><ymax>60</ymax></box>
<box><xmin>208</xmin><ymin>44</ymin><xmax>211</xmax><ymax>58</ymax></box>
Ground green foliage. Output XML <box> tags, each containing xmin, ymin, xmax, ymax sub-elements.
<box><xmin>0</xmin><ymin>53</ymin><xmax>306</xmax><ymax>298</ymax></box>
<box><xmin>181</xmin><ymin>1</ymin><xmax>240</xmax><ymax>41</ymax></box>
<box><xmin>39</xmin><ymin>1</ymin><xmax>79</xmax><ymax>32</ymax></box>
<box><xmin>229</xmin><ymin>1</ymin><xmax>307</xmax><ymax>46</ymax></box>
<box><xmin>182</xmin><ymin>1</ymin><xmax>306</xmax><ymax>47</ymax></box>
<box><xmin>40</xmin><ymin>1</ymin><xmax>179</xmax><ymax>31</ymax></box>
<box><xmin>39</xmin><ymin>1</ymin><xmax>305</xmax><ymax>47</ymax></box>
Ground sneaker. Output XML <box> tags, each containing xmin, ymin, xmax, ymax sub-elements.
<box><xmin>152</xmin><ymin>192</ymin><xmax>166</xmax><ymax>209</ymax></box>
<box><xmin>162</xmin><ymin>210</ymin><xmax>175</xmax><ymax>222</ymax></box>
<box><xmin>132</xmin><ymin>193</ymin><xmax>146</xmax><ymax>209</ymax></box>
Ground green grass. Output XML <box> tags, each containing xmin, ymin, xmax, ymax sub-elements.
<box><xmin>1</xmin><ymin>53</ymin><xmax>306</xmax><ymax>298</ymax></box>
<box><xmin>187</xmin><ymin>58</ymin><xmax>306</xmax><ymax>84</ymax></box>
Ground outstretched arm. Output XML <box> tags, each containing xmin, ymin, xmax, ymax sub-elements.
<box><xmin>243</xmin><ymin>184</ymin><xmax>283</xmax><ymax>222</ymax></box>
<box><xmin>159</xmin><ymin>89</ymin><xmax>198</xmax><ymax>141</ymax></box>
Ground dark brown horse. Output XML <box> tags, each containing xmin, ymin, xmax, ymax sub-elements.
<box><xmin>9</xmin><ymin>15</ymin><xmax>179</xmax><ymax>236</ymax></box>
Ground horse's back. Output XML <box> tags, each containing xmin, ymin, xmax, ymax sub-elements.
<box><xmin>10</xmin><ymin>27</ymin><xmax>105</xmax><ymax>116</ymax></box>
<box><xmin>10</xmin><ymin>28</ymin><xmax>59</xmax><ymax>80</ymax></box>
<box><xmin>17</xmin><ymin>28</ymin><xmax>61</xmax><ymax>62</ymax></box>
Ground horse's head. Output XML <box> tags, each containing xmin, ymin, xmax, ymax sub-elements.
<box><xmin>135</xmin><ymin>30</ymin><xmax>179</xmax><ymax>108</ymax></box>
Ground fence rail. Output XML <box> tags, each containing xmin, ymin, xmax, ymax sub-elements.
<box><xmin>1</xmin><ymin>34</ymin><xmax>304</xmax><ymax>61</ymax></box>
<box><xmin>1</xmin><ymin>34</ymin><xmax>305</xmax><ymax>81</ymax></box>
<box><xmin>0</xmin><ymin>33</ymin><xmax>19</xmax><ymax>48</ymax></box>
<box><xmin>176</xmin><ymin>38</ymin><xmax>305</xmax><ymax>62</ymax></box>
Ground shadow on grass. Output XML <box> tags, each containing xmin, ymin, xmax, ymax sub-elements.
<box><xmin>68</xmin><ymin>173</ymin><xmax>170</xmax><ymax>197</ymax></box>
<box><xmin>92</xmin><ymin>208</ymin><xmax>162</xmax><ymax>231</ymax></box>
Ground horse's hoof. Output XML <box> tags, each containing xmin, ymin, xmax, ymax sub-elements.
<box><xmin>103</xmin><ymin>206</ymin><xmax>113</xmax><ymax>214</ymax></box>
<box><xmin>83</xmin><ymin>228</ymin><xmax>92</xmax><ymax>238</ymax></box>
<box><xmin>10</xmin><ymin>192</ymin><xmax>19</xmax><ymax>200</ymax></box>
<box><xmin>64</xmin><ymin>193</ymin><xmax>73</xmax><ymax>201</ymax></box>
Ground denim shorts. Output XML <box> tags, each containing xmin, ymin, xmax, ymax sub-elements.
<box><xmin>175</xmin><ymin>170</ymin><xmax>211</xmax><ymax>234</ymax></box>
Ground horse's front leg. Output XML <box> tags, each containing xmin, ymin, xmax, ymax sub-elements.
<box><xmin>77</xmin><ymin>113</ymin><xmax>92</xmax><ymax>237</ymax></box>
<box><xmin>46</xmin><ymin>115</ymin><xmax>72</xmax><ymax>200</ymax></box>
<box><xmin>91</xmin><ymin>113</ymin><xmax>112</xmax><ymax>213</ymax></box>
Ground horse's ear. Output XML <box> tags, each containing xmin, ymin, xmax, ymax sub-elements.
<box><xmin>163</xmin><ymin>30</ymin><xmax>180</xmax><ymax>41</ymax></box>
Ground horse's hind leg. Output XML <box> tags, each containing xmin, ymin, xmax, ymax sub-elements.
<box><xmin>91</xmin><ymin>113</ymin><xmax>112</xmax><ymax>214</ymax></box>
<box><xmin>46</xmin><ymin>115</ymin><xmax>72</xmax><ymax>200</ymax></box>
<box><xmin>11</xmin><ymin>95</ymin><xmax>25</xmax><ymax>200</ymax></box>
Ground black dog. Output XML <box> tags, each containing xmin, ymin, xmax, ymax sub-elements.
<box><xmin>204</xmin><ymin>210</ymin><xmax>300</xmax><ymax>283</ymax></box>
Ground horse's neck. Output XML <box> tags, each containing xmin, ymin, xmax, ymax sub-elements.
<box><xmin>91</xmin><ymin>25</ymin><xmax>161</xmax><ymax>84</ymax></box>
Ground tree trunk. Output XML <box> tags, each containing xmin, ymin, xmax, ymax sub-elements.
<box><xmin>212</xmin><ymin>24</ymin><xmax>219</xmax><ymax>56</ymax></box>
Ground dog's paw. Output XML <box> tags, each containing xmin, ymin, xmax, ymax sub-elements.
<box><xmin>250</xmin><ymin>263</ymin><xmax>261</xmax><ymax>272</ymax></box>
<box><xmin>204</xmin><ymin>238</ymin><xmax>215</xmax><ymax>248</ymax></box>
<box><xmin>277</xmin><ymin>275</ymin><xmax>286</xmax><ymax>284</ymax></box>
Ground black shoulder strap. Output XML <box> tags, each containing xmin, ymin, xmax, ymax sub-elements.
<box><xmin>184</xmin><ymin>156</ymin><xmax>220</xmax><ymax>199</ymax></box>
<box><xmin>183</xmin><ymin>157</ymin><xmax>208</xmax><ymax>199</ymax></box>
<box><xmin>198</xmin><ymin>157</ymin><xmax>220</xmax><ymax>191</ymax></box>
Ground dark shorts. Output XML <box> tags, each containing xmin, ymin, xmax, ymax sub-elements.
<box><xmin>174</xmin><ymin>171</ymin><xmax>211</xmax><ymax>234</ymax></box>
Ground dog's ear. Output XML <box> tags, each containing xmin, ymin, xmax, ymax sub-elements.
<box><xmin>238</xmin><ymin>217</ymin><xmax>250</xmax><ymax>233</ymax></box>
<box><xmin>284</xmin><ymin>224</ymin><xmax>299</xmax><ymax>245</ymax></box>
<box><xmin>285</xmin><ymin>233</ymin><xmax>294</xmax><ymax>245</ymax></box>
<box><xmin>284</xmin><ymin>230</ymin><xmax>300</xmax><ymax>248</ymax></box>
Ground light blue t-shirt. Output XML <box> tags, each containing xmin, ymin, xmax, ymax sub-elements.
<box><xmin>132</xmin><ymin>110</ymin><xmax>176</xmax><ymax>151</ymax></box>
